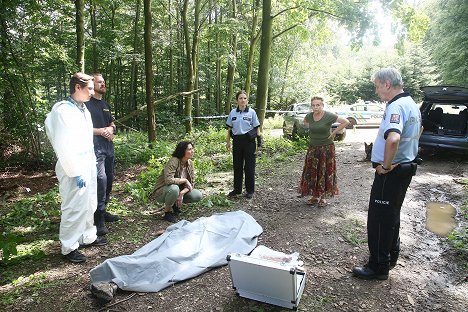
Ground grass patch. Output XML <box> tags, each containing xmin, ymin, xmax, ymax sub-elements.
<box><xmin>340</xmin><ymin>219</ymin><xmax>366</xmax><ymax>247</ymax></box>
<box><xmin>448</xmin><ymin>182</ymin><xmax>468</xmax><ymax>267</ymax></box>
<box><xmin>0</xmin><ymin>272</ymin><xmax>64</xmax><ymax>306</ymax></box>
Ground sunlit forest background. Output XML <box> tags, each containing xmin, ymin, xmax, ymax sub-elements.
<box><xmin>1</xmin><ymin>0</ymin><xmax>467</xmax><ymax>167</ymax></box>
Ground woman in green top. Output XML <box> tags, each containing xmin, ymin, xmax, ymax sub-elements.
<box><xmin>299</xmin><ymin>96</ymin><xmax>349</xmax><ymax>207</ymax></box>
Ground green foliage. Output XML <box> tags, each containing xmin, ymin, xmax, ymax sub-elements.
<box><xmin>0</xmin><ymin>189</ymin><xmax>61</xmax><ymax>232</ymax></box>
<box><xmin>424</xmin><ymin>0</ymin><xmax>468</xmax><ymax>86</ymax></box>
<box><xmin>0</xmin><ymin>189</ymin><xmax>59</xmax><ymax>264</ymax></box>
<box><xmin>447</xmin><ymin>189</ymin><xmax>468</xmax><ymax>260</ymax></box>
<box><xmin>0</xmin><ymin>233</ymin><xmax>22</xmax><ymax>263</ymax></box>
<box><xmin>262</xmin><ymin>116</ymin><xmax>284</xmax><ymax>130</ymax></box>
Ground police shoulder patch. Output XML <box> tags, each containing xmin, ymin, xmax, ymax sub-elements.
<box><xmin>390</xmin><ymin>114</ymin><xmax>400</xmax><ymax>123</ymax></box>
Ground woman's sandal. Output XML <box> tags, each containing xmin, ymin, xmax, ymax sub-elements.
<box><xmin>318</xmin><ymin>200</ymin><xmax>327</xmax><ymax>208</ymax></box>
<box><xmin>306</xmin><ymin>197</ymin><xmax>319</xmax><ymax>205</ymax></box>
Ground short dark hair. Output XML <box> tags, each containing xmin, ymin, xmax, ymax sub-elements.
<box><xmin>69</xmin><ymin>72</ymin><xmax>93</xmax><ymax>94</ymax></box>
<box><xmin>236</xmin><ymin>90</ymin><xmax>248</xmax><ymax>100</ymax></box>
<box><xmin>172</xmin><ymin>141</ymin><xmax>194</xmax><ymax>159</ymax></box>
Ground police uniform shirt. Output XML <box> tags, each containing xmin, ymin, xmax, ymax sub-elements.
<box><xmin>226</xmin><ymin>106</ymin><xmax>260</xmax><ymax>135</ymax></box>
<box><xmin>371</xmin><ymin>93</ymin><xmax>421</xmax><ymax>164</ymax></box>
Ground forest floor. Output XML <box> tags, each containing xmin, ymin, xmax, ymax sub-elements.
<box><xmin>1</xmin><ymin>129</ymin><xmax>467</xmax><ymax>311</ymax></box>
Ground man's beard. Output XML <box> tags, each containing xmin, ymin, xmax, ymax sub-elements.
<box><xmin>95</xmin><ymin>89</ymin><xmax>106</xmax><ymax>95</ymax></box>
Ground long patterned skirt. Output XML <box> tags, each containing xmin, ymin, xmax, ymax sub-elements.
<box><xmin>299</xmin><ymin>144</ymin><xmax>338</xmax><ymax>198</ymax></box>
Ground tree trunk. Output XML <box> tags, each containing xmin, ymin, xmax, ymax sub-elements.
<box><xmin>255</xmin><ymin>0</ymin><xmax>272</xmax><ymax>126</ymax></box>
<box><xmin>144</xmin><ymin>0</ymin><xmax>156</xmax><ymax>142</ymax></box>
<box><xmin>215</xmin><ymin>8</ymin><xmax>222</xmax><ymax>114</ymax></box>
<box><xmin>89</xmin><ymin>0</ymin><xmax>98</xmax><ymax>72</ymax></box>
<box><xmin>130</xmin><ymin>0</ymin><xmax>141</xmax><ymax>126</ymax></box>
<box><xmin>224</xmin><ymin>0</ymin><xmax>237</xmax><ymax>114</ymax></box>
<box><xmin>75</xmin><ymin>0</ymin><xmax>85</xmax><ymax>72</ymax></box>
<box><xmin>244</xmin><ymin>0</ymin><xmax>260</xmax><ymax>96</ymax></box>
<box><xmin>182</xmin><ymin>0</ymin><xmax>202</xmax><ymax>133</ymax></box>
<box><xmin>278</xmin><ymin>51</ymin><xmax>293</xmax><ymax>107</ymax></box>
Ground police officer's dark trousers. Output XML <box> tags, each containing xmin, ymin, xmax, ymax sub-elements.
<box><xmin>367</xmin><ymin>165</ymin><xmax>414</xmax><ymax>273</ymax></box>
<box><xmin>94</xmin><ymin>140</ymin><xmax>114</xmax><ymax>235</ymax></box>
<box><xmin>232</xmin><ymin>135</ymin><xmax>256</xmax><ymax>194</ymax></box>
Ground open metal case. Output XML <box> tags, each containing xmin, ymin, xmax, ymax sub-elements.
<box><xmin>227</xmin><ymin>252</ymin><xmax>306</xmax><ymax>310</ymax></box>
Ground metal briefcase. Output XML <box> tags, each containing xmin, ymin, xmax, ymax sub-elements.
<box><xmin>227</xmin><ymin>252</ymin><xmax>306</xmax><ymax>310</ymax></box>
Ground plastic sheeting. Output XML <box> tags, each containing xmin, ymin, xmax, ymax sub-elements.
<box><xmin>90</xmin><ymin>210</ymin><xmax>263</xmax><ymax>292</ymax></box>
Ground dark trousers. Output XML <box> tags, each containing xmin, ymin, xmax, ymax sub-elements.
<box><xmin>94</xmin><ymin>143</ymin><xmax>114</xmax><ymax>228</ymax></box>
<box><xmin>232</xmin><ymin>135</ymin><xmax>256</xmax><ymax>194</ymax></box>
<box><xmin>367</xmin><ymin>165</ymin><xmax>413</xmax><ymax>273</ymax></box>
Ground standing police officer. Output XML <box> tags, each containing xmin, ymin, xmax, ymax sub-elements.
<box><xmin>353</xmin><ymin>68</ymin><xmax>422</xmax><ymax>280</ymax></box>
<box><xmin>226</xmin><ymin>90</ymin><xmax>261</xmax><ymax>199</ymax></box>
<box><xmin>85</xmin><ymin>73</ymin><xmax>119</xmax><ymax>237</ymax></box>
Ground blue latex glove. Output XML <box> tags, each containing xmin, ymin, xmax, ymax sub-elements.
<box><xmin>75</xmin><ymin>176</ymin><xmax>86</xmax><ymax>188</ymax></box>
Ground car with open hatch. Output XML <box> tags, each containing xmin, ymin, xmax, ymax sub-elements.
<box><xmin>419</xmin><ymin>86</ymin><xmax>468</xmax><ymax>153</ymax></box>
<box><xmin>335</xmin><ymin>102</ymin><xmax>385</xmax><ymax>128</ymax></box>
<box><xmin>282</xmin><ymin>102</ymin><xmax>346</xmax><ymax>141</ymax></box>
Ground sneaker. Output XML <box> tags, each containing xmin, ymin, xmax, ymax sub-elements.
<box><xmin>104</xmin><ymin>211</ymin><xmax>120</xmax><ymax>222</ymax></box>
<box><xmin>91</xmin><ymin>282</ymin><xmax>118</xmax><ymax>304</ymax></box>
<box><xmin>245</xmin><ymin>192</ymin><xmax>253</xmax><ymax>199</ymax></box>
<box><xmin>80</xmin><ymin>236</ymin><xmax>108</xmax><ymax>248</ymax></box>
<box><xmin>163</xmin><ymin>212</ymin><xmax>177</xmax><ymax>223</ymax></box>
<box><xmin>228</xmin><ymin>190</ymin><xmax>241</xmax><ymax>197</ymax></box>
<box><xmin>64</xmin><ymin>249</ymin><xmax>87</xmax><ymax>263</ymax></box>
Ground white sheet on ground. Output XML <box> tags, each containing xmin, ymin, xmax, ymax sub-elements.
<box><xmin>89</xmin><ymin>210</ymin><xmax>263</xmax><ymax>292</ymax></box>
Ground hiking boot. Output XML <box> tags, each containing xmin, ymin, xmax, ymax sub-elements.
<box><xmin>104</xmin><ymin>211</ymin><xmax>120</xmax><ymax>222</ymax></box>
<box><xmin>91</xmin><ymin>281</ymin><xmax>118</xmax><ymax>304</ymax></box>
<box><xmin>64</xmin><ymin>249</ymin><xmax>87</xmax><ymax>263</ymax></box>
<box><xmin>352</xmin><ymin>264</ymin><xmax>388</xmax><ymax>280</ymax></box>
<box><xmin>96</xmin><ymin>224</ymin><xmax>109</xmax><ymax>236</ymax></box>
<box><xmin>245</xmin><ymin>192</ymin><xmax>253</xmax><ymax>199</ymax></box>
<box><xmin>228</xmin><ymin>190</ymin><xmax>241</xmax><ymax>197</ymax></box>
<box><xmin>163</xmin><ymin>212</ymin><xmax>177</xmax><ymax>223</ymax></box>
<box><xmin>80</xmin><ymin>236</ymin><xmax>108</xmax><ymax>248</ymax></box>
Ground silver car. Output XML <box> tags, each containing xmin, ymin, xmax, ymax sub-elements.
<box><xmin>282</xmin><ymin>103</ymin><xmax>346</xmax><ymax>141</ymax></box>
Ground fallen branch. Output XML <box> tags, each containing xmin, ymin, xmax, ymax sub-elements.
<box><xmin>115</xmin><ymin>89</ymin><xmax>199</xmax><ymax>124</ymax></box>
<box><xmin>98</xmin><ymin>293</ymin><xmax>137</xmax><ymax>311</ymax></box>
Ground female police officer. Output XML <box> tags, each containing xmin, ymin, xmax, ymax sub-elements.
<box><xmin>226</xmin><ymin>90</ymin><xmax>261</xmax><ymax>199</ymax></box>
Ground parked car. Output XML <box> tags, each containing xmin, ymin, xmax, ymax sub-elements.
<box><xmin>282</xmin><ymin>103</ymin><xmax>346</xmax><ymax>141</ymax></box>
<box><xmin>419</xmin><ymin>86</ymin><xmax>468</xmax><ymax>153</ymax></box>
<box><xmin>335</xmin><ymin>102</ymin><xmax>385</xmax><ymax>128</ymax></box>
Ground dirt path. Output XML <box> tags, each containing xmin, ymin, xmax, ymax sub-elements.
<box><xmin>99</xmin><ymin>141</ymin><xmax>467</xmax><ymax>311</ymax></box>
<box><xmin>2</xmin><ymin>136</ymin><xmax>467</xmax><ymax>311</ymax></box>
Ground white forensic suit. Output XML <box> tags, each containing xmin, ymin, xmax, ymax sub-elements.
<box><xmin>45</xmin><ymin>97</ymin><xmax>98</xmax><ymax>255</ymax></box>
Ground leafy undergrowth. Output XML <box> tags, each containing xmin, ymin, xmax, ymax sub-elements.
<box><xmin>0</xmin><ymin>126</ymin><xmax>306</xmax><ymax>309</ymax></box>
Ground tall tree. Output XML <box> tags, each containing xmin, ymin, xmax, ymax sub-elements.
<box><xmin>75</xmin><ymin>0</ymin><xmax>85</xmax><ymax>72</ymax></box>
<box><xmin>244</xmin><ymin>0</ymin><xmax>261</xmax><ymax>96</ymax></box>
<box><xmin>144</xmin><ymin>0</ymin><xmax>156</xmax><ymax>142</ymax></box>
<box><xmin>224</xmin><ymin>0</ymin><xmax>238</xmax><ymax>113</ymax></box>
<box><xmin>255</xmin><ymin>0</ymin><xmax>272</xmax><ymax>125</ymax></box>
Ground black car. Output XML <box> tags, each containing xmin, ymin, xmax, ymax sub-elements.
<box><xmin>419</xmin><ymin>86</ymin><xmax>468</xmax><ymax>152</ymax></box>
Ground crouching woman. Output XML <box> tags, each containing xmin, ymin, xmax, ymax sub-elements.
<box><xmin>150</xmin><ymin>141</ymin><xmax>202</xmax><ymax>223</ymax></box>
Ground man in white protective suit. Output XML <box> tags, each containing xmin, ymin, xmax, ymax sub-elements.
<box><xmin>45</xmin><ymin>72</ymin><xmax>107</xmax><ymax>263</ymax></box>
